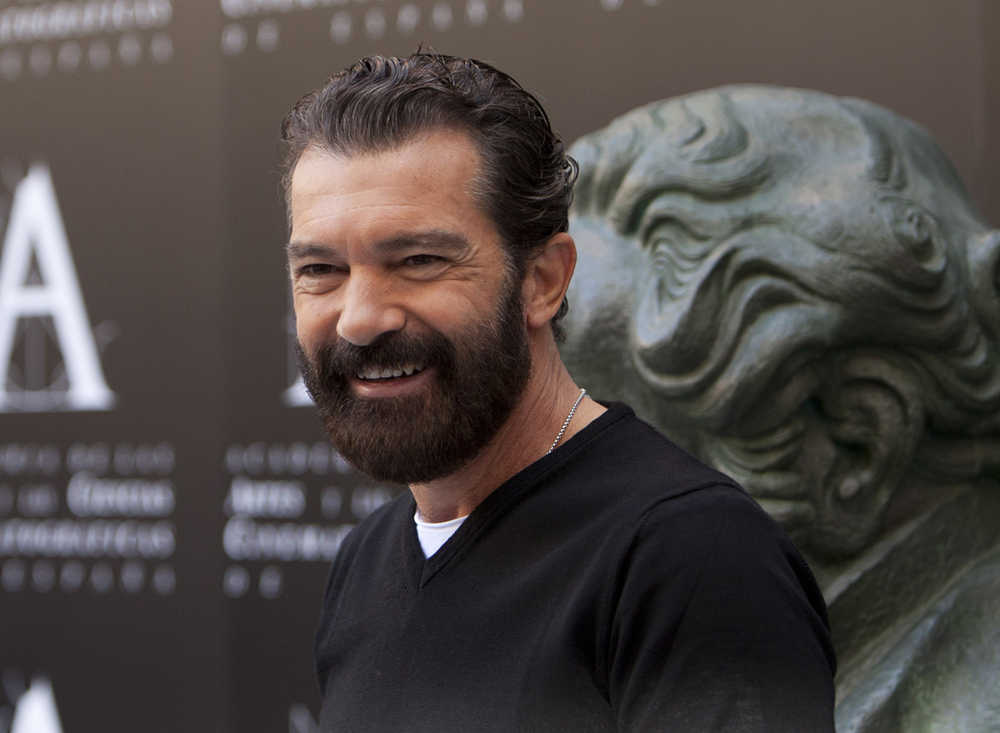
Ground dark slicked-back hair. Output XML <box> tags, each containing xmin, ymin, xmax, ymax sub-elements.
<box><xmin>280</xmin><ymin>52</ymin><xmax>578</xmax><ymax>338</ymax></box>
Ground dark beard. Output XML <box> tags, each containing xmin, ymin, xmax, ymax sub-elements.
<box><xmin>296</xmin><ymin>280</ymin><xmax>532</xmax><ymax>484</ymax></box>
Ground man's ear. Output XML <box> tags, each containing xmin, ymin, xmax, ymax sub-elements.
<box><xmin>522</xmin><ymin>233</ymin><xmax>576</xmax><ymax>331</ymax></box>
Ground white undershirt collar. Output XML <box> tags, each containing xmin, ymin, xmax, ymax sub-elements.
<box><xmin>414</xmin><ymin>510</ymin><xmax>469</xmax><ymax>558</ymax></box>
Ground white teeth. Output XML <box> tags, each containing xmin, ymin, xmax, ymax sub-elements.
<box><xmin>357</xmin><ymin>364</ymin><xmax>425</xmax><ymax>381</ymax></box>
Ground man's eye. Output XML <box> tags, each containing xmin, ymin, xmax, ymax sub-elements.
<box><xmin>297</xmin><ymin>263</ymin><xmax>339</xmax><ymax>277</ymax></box>
<box><xmin>403</xmin><ymin>254</ymin><xmax>444</xmax><ymax>267</ymax></box>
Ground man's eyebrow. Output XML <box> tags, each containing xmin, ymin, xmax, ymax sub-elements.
<box><xmin>372</xmin><ymin>230</ymin><xmax>471</xmax><ymax>256</ymax></box>
<box><xmin>285</xmin><ymin>231</ymin><xmax>471</xmax><ymax>259</ymax></box>
<box><xmin>285</xmin><ymin>242</ymin><xmax>337</xmax><ymax>260</ymax></box>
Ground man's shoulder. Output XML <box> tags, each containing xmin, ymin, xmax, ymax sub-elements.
<box><xmin>560</xmin><ymin>401</ymin><xmax>829</xmax><ymax>599</ymax></box>
<box><xmin>557</xmin><ymin>400</ymin><xmax>742</xmax><ymax>507</ymax></box>
<box><xmin>588</xmin><ymin>408</ymin><xmax>824</xmax><ymax>610</ymax></box>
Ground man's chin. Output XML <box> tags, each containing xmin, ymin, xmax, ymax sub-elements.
<box><xmin>327</xmin><ymin>436</ymin><xmax>476</xmax><ymax>486</ymax></box>
<box><xmin>317</xmin><ymin>397</ymin><xmax>477</xmax><ymax>485</ymax></box>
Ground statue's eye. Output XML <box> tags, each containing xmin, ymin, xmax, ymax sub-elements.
<box><xmin>674</xmin><ymin>234</ymin><xmax>714</xmax><ymax>261</ymax></box>
<box><xmin>646</xmin><ymin>220</ymin><xmax>715</xmax><ymax>300</ymax></box>
<box><xmin>646</xmin><ymin>219</ymin><xmax>711</xmax><ymax>262</ymax></box>
<box><xmin>651</xmin><ymin>239</ymin><xmax>674</xmax><ymax>270</ymax></box>
<box><xmin>647</xmin><ymin>220</ymin><xmax>705</xmax><ymax>269</ymax></box>
<box><xmin>649</xmin><ymin>240</ymin><xmax>685</xmax><ymax>301</ymax></box>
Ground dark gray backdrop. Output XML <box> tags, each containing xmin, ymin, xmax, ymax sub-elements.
<box><xmin>0</xmin><ymin>1</ymin><xmax>996</xmax><ymax>730</ymax></box>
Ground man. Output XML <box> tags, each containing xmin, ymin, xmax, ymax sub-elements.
<box><xmin>561</xmin><ymin>86</ymin><xmax>1000</xmax><ymax>731</ymax></box>
<box><xmin>281</xmin><ymin>54</ymin><xmax>835</xmax><ymax>731</ymax></box>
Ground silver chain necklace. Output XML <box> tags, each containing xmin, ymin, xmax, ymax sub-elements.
<box><xmin>547</xmin><ymin>388</ymin><xmax>587</xmax><ymax>454</ymax></box>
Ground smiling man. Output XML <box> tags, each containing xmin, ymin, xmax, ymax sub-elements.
<box><xmin>281</xmin><ymin>54</ymin><xmax>836</xmax><ymax>732</ymax></box>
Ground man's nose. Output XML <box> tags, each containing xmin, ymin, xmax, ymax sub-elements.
<box><xmin>335</xmin><ymin>270</ymin><xmax>406</xmax><ymax>346</ymax></box>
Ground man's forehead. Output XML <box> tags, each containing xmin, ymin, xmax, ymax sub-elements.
<box><xmin>288</xmin><ymin>129</ymin><xmax>488</xmax><ymax>232</ymax></box>
<box><xmin>292</xmin><ymin>129</ymin><xmax>483</xmax><ymax>190</ymax></box>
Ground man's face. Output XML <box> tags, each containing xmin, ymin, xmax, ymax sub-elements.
<box><xmin>287</xmin><ymin>130</ymin><xmax>531</xmax><ymax>484</ymax></box>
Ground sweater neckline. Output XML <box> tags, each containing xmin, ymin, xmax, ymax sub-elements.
<box><xmin>401</xmin><ymin>401</ymin><xmax>633</xmax><ymax>587</ymax></box>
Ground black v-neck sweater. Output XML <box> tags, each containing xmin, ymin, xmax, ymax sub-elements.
<box><xmin>315</xmin><ymin>403</ymin><xmax>836</xmax><ymax>732</ymax></box>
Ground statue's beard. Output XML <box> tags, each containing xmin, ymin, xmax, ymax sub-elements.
<box><xmin>296</xmin><ymin>280</ymin><xmax>532</xmax><ymax>485</ymax></box>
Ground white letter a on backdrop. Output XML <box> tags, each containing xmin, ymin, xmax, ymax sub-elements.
<box><xmin>10</xmin><ymin>677</ymin><xmax>64</xmax><ymax>733</ymax></box>
<box><xmin>0</xmin><ymin>165</ymin><xmax>115</xmax><ymax>412</ymax></box>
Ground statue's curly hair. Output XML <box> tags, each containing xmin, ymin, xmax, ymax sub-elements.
<box><xmin>570</xmin><ymin>87</ymin><xmax>1000</xmax><ymax>557</ymax></box>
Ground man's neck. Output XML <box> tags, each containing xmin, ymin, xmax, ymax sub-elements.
<box><xmin>410</xmin><ymin>341</ymin><xmax>605</xmax><ymax>522</ymax></box>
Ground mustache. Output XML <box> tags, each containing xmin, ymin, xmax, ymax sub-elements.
<box><xmin>298</xmin><ymin>331</ymin><xmax>455</xmax><ymax>385</ymax></box>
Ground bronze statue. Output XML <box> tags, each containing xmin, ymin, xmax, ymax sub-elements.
<box><xmin>562</xmin><ymin>86</ymin><xmax>1000</xmax><ymax>732</ymax></box>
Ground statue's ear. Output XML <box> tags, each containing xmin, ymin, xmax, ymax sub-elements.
<box><xmin>806</xmin><ymin>351</ymin><xmax>926</xmax><ymax>558</ymax></box>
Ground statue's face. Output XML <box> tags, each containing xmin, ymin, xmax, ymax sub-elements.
<box><xmin>563</xmin><ymin>95</ymin><xmax>919</xmax><ymax>559</ymax></box>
